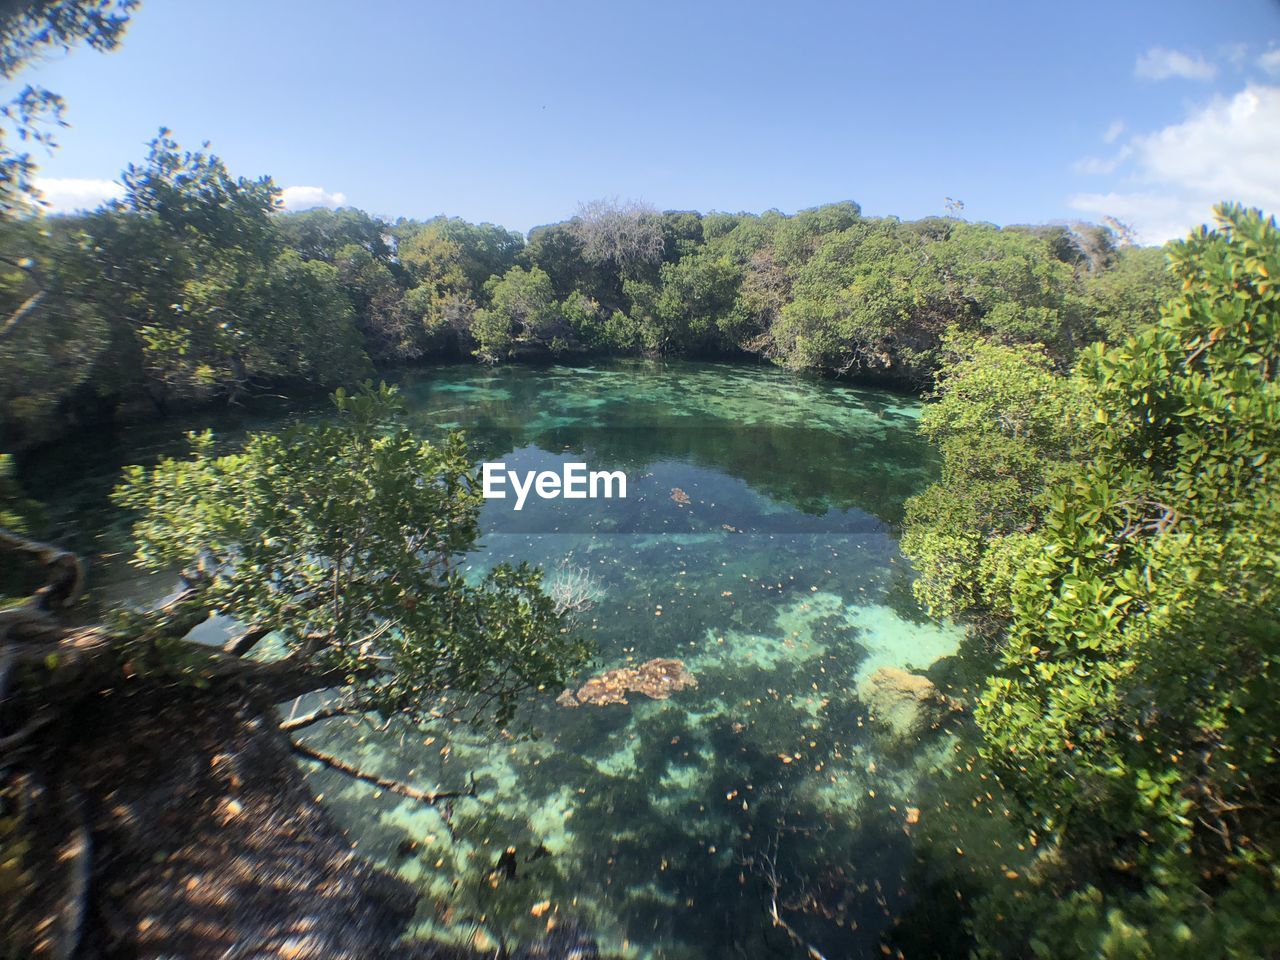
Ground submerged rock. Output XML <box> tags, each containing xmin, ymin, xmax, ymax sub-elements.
<box><xmin>857</xmin><ymin>666</ymin><xmax>961</xmax><ymax>744</ymax></box>
<box><xmin>559</xmin><ymin>658</ymin><xmax>697</xmax><ymax>707</ymax></box>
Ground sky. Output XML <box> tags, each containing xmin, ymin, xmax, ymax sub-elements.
<box><xmin>22</xmin><ymin>0</ymin><xmax>1280</xmax><ymax>244</ymax></box>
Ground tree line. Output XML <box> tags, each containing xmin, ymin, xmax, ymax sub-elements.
<box><xmin>0</xmin><ymin>131</ymin><xmax>1174</xmax><ymax>450</ymax></box>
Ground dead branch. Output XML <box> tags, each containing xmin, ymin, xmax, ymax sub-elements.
<box><xmin>289</xmin><ymin>739</ymin><xmax>477</xmax><ymax>805</ymax></box>
<box><xmin>755</xmin><ymin>832</ymin><xmax>830</xmax><ymax>960</ymax></box>
<box><xmin>278</xmin><ymin>705</ymin><xmax>357</xmax><ymax>733</ymax></box>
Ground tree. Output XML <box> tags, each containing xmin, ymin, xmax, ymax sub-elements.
<box><xmin>81</xmin><ymin>132</ymin><xmax>371</xmax><ymax>405</ymax></box>
<box><xmin>1082</xmin><ymin>243</ymin><xmax>1176</xmax><ymax>342</ymax></box>
<box><xmin>0</xmin><ymin>214</ymin><xmax>120</xmax><ymax>447</ymax></box>
<box><xmin>332</xmin><ymin>242</ymin><xmax>418</xmax><ymax>362</ymax></box>
<box><xmin>966</xmin><ymin>205</ymin><xmax>1280</xmax><ymax>956</ymax></box>
<box><xmin>471</xmin><ymin>265</ymin><xmax>562</xmax><ymax>361</ymax></box>
<box><xmin>396</xmin><ymin>216</ymin><xmax>523</xmax><ymax>297</ymax></box>
<box><xmin>0</xmin><ymin>0</ymin><xmax>137</xmax><ymax>214</ymax></box>
<box><xmin>105</xmin><ymin>382</ymin><xmax>589</xmax><ymax>726</ymax></box>
<box><xmin>622</xmin><ymin>251</ymin><xmax>745</xmax><ymax>355</ymax></box>
<box><xmin>276</xmin><ymin>207</ymin><xmax>392</xmax><ymax>263</ymax></box>
<box><xmin>570</xmin><ymin>198</ymin><xmax>666</xmax><ymax>279</ymax></box>
<box><xmin>2</xmin><ymin>383</ymin><xmax>592</xmax><ymax>956</ymax></box>
<box><xmin>901</xmin><ymin>332</ymin><xmax>1093</xmax><ymax>637</ymax></box>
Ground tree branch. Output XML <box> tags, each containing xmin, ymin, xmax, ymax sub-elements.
<box><xmin>221</xmin><ymin>624</ymin><xmax>272</xmax><ymax>658</ymax></box>
<box><xmin>290</xmin><ymin>739</ymin><xmax>476</xmax><ymax>805</ymax></box>
<box><xmin>0</xmin><ymin>287</ymin><xmax>46</xmax><ymax>342</ymax></box>
<box><xmin>0</xmin><ymin>527</ymin><xmax>86</xmax><ymax>612</ymax></box>
<box><xmin>278</xmin><ymin>705</ymin><xmax>356</xmax><ymax>732</ymax></box>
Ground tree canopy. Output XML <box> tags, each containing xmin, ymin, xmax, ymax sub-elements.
<box><xmin>903</xmin><ymin>204</ymin><xmax>1280</xmax><ymax>957</ymax></box>
<box><xmin>0</xmin><ymin>0</ymin><xmax>137</xmax><ymax>213</ymax></box>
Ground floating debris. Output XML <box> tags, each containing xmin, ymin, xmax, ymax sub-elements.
<box><xmin>671</xmin><ymin>488</ymin><xmax>691</xmax><ymax>506</ymax></box>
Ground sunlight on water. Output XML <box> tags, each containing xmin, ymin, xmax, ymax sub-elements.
<box><xmin>301</xmin><ymin>362</ymin><xmax>985</xmax><ymax>958</ymax></box>
<box><xmin>37</xmin><ymin>361</ymin><xmax>1028</xmax><ymax>958</ymax></box>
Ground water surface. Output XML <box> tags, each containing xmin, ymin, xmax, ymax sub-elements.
<box><xmin>37</xmin><ymin>361</ymin><xmax>1025</xmax><ymax>958</ymax></box>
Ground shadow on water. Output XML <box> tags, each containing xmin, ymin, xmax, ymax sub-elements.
<box><xmin>26</xmin><ymin>360</ymin><xmax>1025</xmax><ymax>958</ymax></box>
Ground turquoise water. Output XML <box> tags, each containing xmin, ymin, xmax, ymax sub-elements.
<box><xmin>33</xmin><ymin>361</ymin><xmax>1027</xmax><ymax>958</ymax></box>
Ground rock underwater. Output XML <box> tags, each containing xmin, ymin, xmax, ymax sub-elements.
<box><xmin>857</xmin><ymin>665</ymin><xmax>963</xmax><ymax>745</ymax></box>
<box><xmin>557</xmin><ymin>658</ymin><xmax>697</xmax><ymax>707</ymax></box>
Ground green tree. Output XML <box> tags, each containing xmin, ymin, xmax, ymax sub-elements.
<box><xmin>396</xmin><ymin>216</ymin><xmax>523</xmax><ymax>296</ymax></box>
<box><xmin>276</xmin><ymin>207</ymin><xmax>392</xmax><ymax>263</ymax></box>
<box><xmin>110</xmin><ymin>382</ymin><xmax>590</xmax><ymax>724</ymax></box>
<box><xmin>901</xmin><ymin>332</ymin><xmax>1093</xmax><ymax>636</ymax></box>
<box><xmin>82</xmin><ymin>132</ymin><xmax>371</xmax><ymax>405</ymax></box>
<box><xmin>332</xmin><ymin>242</ymin><xmax>417</xmax><ymax>362</ymax></box>
<box><xmin>1082</xmin><ymin>244</ymin><xmax>1177</xmax><ymax>342</ymax></box>
<box><xmin>471</xmin><ymin>265</ymin><xmax>562</xmax><ymax>361</ymax></box>
<box><xmin>0</xmin><ymin>215</ymin><xmax>121</xmax><ymax>446</ymax></box>
<box><xmin>969</xmin><ymin>205</ymin><xmax>1280</xmax><ymax>956</ymax></box>
<box><xmin>622</xmin><ymin>251</ymin><xmax>745</xmax><ymax>355</ymax></box>
<box><xmin>0</xmin><ymin>0</ymin><xmax>137</xmax><ymax>213</ymax></box>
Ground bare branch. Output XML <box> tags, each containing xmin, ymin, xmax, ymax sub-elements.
<box><xmin>278</xmin><ymin>705</ymin><xmax>357</xmax><ymax>733</ymax></box>
<box><xmin>290</xmin><ymin>739</ymin><xmax>477</xmax><ymax>805</ymax></box>
<box><xmin>545</xmin><ymin>561</ymin><xmax>603</xmax><ymax>621</ymax></box>
<box><xmin>570</xmin><ymin>197</ymin><xmax>665</xmax><ymax>275</ymax></box>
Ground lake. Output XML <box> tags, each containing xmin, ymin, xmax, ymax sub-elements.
<box><xmin>37</xmin><ymin>360</ymin><xmax>1026</xmax><ymax>959</ymax></box>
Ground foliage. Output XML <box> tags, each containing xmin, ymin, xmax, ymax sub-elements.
<box><xmin>621</xmin><ymin>249</ymin><xmax>746</xmax><ymax>355</ymax></box>
<box><xmin>472</xmin><ymin>265</ymin><xmax>563</xmax><ymax>361</ymax></box>
<box><xmin>277</xmin><ymin>206</ymin><xmax>391</xmax><ymax>263</ymax></box>
<box><xmin>396</xmin><ymin>216</ymin><xmax>524</xmax><ymax>296</ymax></box>
<box><xmin>1083</xmin><ymin>244</ymin><xmax>1178</xmax><ymax>342</ymax></box>
<box><xmin>768</xmin><ymin>218</ymin><xmax>1091</xmax><ymax>383</ymax></box>
<box><xmin>0</xmin><ymin>215</ymin><xmax>117</xmax><ymax>444</ymax></box>
<box><xmin>908</xmin><ymin>205</ymin><xmax>1280</xmax><ymax>955</ymax></box>
<box><xmin>0</xmin><ymin>0</ymin><xmax>137</xmax><ymax>213</ymax></box>
<box><xmin>901</xmin><ymin>332</ymin><xmax>1094</xmax><ymax>635</ymax></box>
<box><xmin>0</xmin><ymin>124</ymin><xmax>1175</xmax><ymax>452</ymax></box>
<box><xmin>112</xmin><ymin>382</ymin><xmax>591</xmax><ymax>724</ymax></box>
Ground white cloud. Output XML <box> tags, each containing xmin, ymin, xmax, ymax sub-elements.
<box><xmin>279</xmin><ymin>185</ymin><xmax>347</xmax><ymax>211</ymax></box>
<box><xmin>1135</xmin><ymin>47</ymin><xmax>1217</xmax><ymax>81</ymax></box>
<box><xmin>1070</xmin><ymin>84</ymin><xmax>1280</xmax><ymax>244</ymax></box>
<box><xmin>1070</xmin><ymin>191</ymin><xmax>1216</xmax><ymax>247</ymax></box>
<box><xmin>1259</xmin><ymin>48</ymin><xmax>1280</xmax><ymax>76</ymax></box>
<box><xmin>1074</xmin><ymin>145</ymin><xmax>1132</xmax><ymax>176</ymax></box>
<box><xmin>33</xmin><ymin>177</ymin><xmax>124</xmax><ymax>213</ymax></box>
<box><xmin>1103</xmin><ymin>120</ymin><xmax>1126</xmax><ymax>144</ymax></box>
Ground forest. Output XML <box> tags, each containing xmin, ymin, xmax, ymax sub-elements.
<box><xmin>2</xmin><ymin>3</ymin><xmax>1277</xmax><ymax>960</ymax></box>
<box><xmin>0</xmin><ymin>130</ymin><xmax>1173</xmax><ymax>453</ymax></box>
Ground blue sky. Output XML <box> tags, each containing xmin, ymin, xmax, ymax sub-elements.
<box><xmin>24</xmin><ymin>0</ymin><xmax>1280</xmax><ymax>242</ymax></box>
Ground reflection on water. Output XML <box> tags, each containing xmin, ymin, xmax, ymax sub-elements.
<box><xmin>32</xmin><ymin>361</ymin><xmax>1029</xmax><ymax>958</ymax></box>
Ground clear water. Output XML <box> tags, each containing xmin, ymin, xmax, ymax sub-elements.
<box><xmin>32</xmin><ymin>361</ymin><xmax>1028</xmax><ymax>958</ymax></box>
